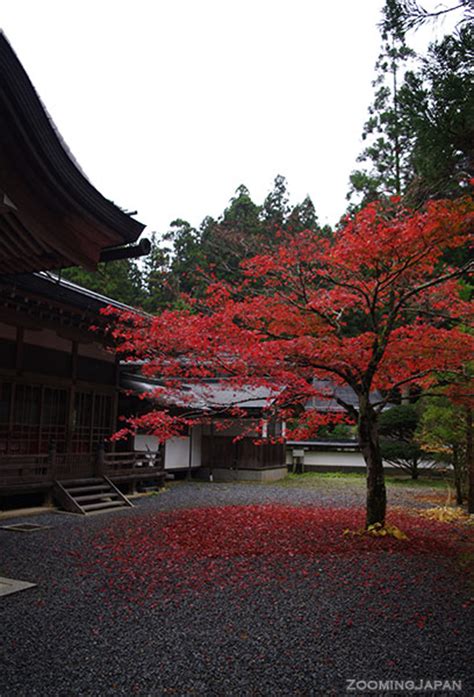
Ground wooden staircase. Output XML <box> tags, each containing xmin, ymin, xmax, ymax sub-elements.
<box><xmin>54</xmin><ymin>476</ymin><xmax>133</xmax><ymax>515</ymax></box>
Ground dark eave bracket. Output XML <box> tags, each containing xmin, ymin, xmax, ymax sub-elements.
<box><xmin>99</xmin><ymin>237</ymin><xmax>151</xmax><ymax>263</ymax></box>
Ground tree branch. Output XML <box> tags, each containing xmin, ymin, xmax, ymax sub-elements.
<box><xmin>397</xmin><ymin>260</ymin><xmax>473</xmax><ymax>310</ymax></box>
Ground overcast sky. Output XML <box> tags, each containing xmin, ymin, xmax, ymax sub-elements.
<box><xmin>1</xmin><ymin>0</ymin><xmax>457</xmax><ymax>238</ymax></box>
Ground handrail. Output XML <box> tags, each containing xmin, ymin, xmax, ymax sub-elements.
<box><xmin>0</xmin><ymin>449</ymin><xmax>164</xmax><ymax>487</ymax></box>
<box><xmin>0</xmin><ymin>453</ymin><xmax>49</xmax><ymax>460</ymax></box>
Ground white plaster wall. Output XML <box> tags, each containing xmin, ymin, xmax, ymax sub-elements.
<box><xmin>164</xmin><ymin>426</ymin><xmax>202</xmax><ymax>470</ymax></box>
<box><xmin>303</xmin><ymin>451</ymin><xmax>367</xmax><ymax>468</ymax></box>
<box><xmin>286</xmin><ymin>448</ymin><xmax>441</xmax><ymax>470</ymax></box>
<box><xmin>212</xmin><ymin>467</ymin><xmax>287</xmax><ymax>482</ymax></box>
<box><xmin>134</xmin><ymin>434</ymin><xmax>160</xmax><ymax>453</ymax></box>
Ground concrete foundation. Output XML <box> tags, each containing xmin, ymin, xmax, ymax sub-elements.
<box><xmin>201</xmin><ymin>467</ymin><xmax>287</xmax><ymax>483</ymax></box>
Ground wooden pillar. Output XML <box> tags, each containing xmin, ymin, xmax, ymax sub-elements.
<box><xmin>48</xmin><ymin>439</ymin><xmax>57</xmax><ymax>480</ymax></box>
<box><xmin>209</xmin><ymin>421</ymin><xmax>215</xmax><ymax>482</ymax></box>
<box><xmin>111</xmin><ymin>356</ymin><xmax>120</xmax><ymax>454</ymax></box>
<box><xmin>95</xmin><ymin>440</ymin><xmax>105</xmax><ymax>477</ymax></box>
<box><xmin>66</xmin><ymin>341</ymin><xmax>78</xmax><ymax>454</ymax></box>
<box><xmin>89</xmin><ymin>393</ymin><xmax>96</xmax><ymax>453</ymax></box>
<box><xmin>10</xmin><ymin>327</ymin><xmax>24</xmax><ymax>455</ymax></box>
<box><xmin>15</xmin><ymin>326</ymin><xmax>24</xmax><ymax>375</ymax></box>
<box><xmin>186</xmin><ymin>426</ymin><xmax>193</xmax><ymax>481</ymax></box>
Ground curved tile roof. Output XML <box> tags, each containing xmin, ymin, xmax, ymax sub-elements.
<box><xmin>0</xmin><ymin>32</ymin><xmax>145</xmax><ymax>273</ymax></box>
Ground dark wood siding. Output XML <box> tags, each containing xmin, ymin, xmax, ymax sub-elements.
<box><xmin>22</xmin><ymin>344</ymin><xmax>71</xmax><ymax>378</ymax></box>
<box><xmin>202</xmin><ymin>435</ymin><xmax>285</xmax><ymax>470</ymax></box>
<box><xmin>0</xmin><ymin>379</ymin><xmax>114</xmax><ymax>455</ymax></box>
<box><xmin>0</xmin><ymin>339</ymin><xmax>16</xmax><ymax>369</ymax></box>
<box><xmin>77</xmin><ymin>356</ymin><xmax>115</xmax><ymax>384</ymax></box>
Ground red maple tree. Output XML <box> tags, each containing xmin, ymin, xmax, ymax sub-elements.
<box><xmin>105</xmin><ymin>195</ymin><xmax>473</xmax><ymax>526</ymax></box>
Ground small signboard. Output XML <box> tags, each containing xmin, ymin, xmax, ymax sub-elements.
<box><xmin>292</xmin><ymin>449</ymin><xmax>305</xmax><ymax>458</ymax></box>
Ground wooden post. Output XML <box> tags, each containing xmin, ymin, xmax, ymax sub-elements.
<box><xmin>66</xmin><ymin>340</ymin><xmax>78</xmax><ymax>454</ymax></box>
<box><xmin>292</xmin><ymin>449</ymin><xmax>305</xmax><ymax>475</ymax></box>
<box><xmin>95</xmin><ymin>440</ymin><xmax>105</xmax><ymax>478</ymax></box>
<box><xmin>186</xmin><ymin>427</ymin><xmax>193</xmax><ymax>481</ymax></box>
<box><xmin>45</xmin><ymin>439</ymin><xmax>57</xmax><ymax>506</ymax></box>
<box><xmin>15</xmin><ymin>326</ymin><xmax>24</xmax><ymax>375</ymax></box>
<box><xmin>209</xmin><ymin>421</ymin><xmax>214</xmax><ymax>482</ymax></box>
<box><xmin>294</xmin><ymin>456</ymin><xmax>304</xmax><ymax>475</ymax></box>
<box><xmin>48</xmin><ymin>439</ymin><xmax>57</xmax><ymax>479</ymax></box>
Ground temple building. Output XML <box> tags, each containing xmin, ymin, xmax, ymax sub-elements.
<box><xmin>0</xmin><ymin>32</ymin><xmax>288</xmax><ymax>511</ymax></box>
<box><xmin>120</xmin><ymin>369</ymin><xmax>287</xmax><ymax>482</ymax></box>
<box><xmin>0</xmin><ymin>33</ymin><xmax>163</xmax><ymax>511</ymax></box>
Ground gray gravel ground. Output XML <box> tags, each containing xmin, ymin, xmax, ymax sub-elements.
<box><xmin>1</xmin><ymin>480</ymin><xmax>472</xmax><ymax>697</ymax></box>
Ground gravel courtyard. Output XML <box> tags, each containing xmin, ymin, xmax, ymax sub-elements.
<box><xmin>1</xmin><ymin>478</ymin><xmax>473</xmax><ymax>697</ymax></box>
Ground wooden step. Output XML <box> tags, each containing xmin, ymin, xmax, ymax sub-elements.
<box><xmin>54</xmin><ymin>476</ymin><xmax>133</xmax><ymax>515</ymax></box>
<box><xmin>74</xmin><ymin>492</ymin><xmax>120</xmax><ymax>503</ymax></box>
<box><xmin>81</xmin><ymin>500</ymin><xmax>127</xmax><ymax>512</ymax></box>
<box><xmin>63</xmin><ymin>484</ymin><xmax>111</xmax><ymax>495</ymax></box>
<box><xmin>58</xmin><ymin>478</ymin><xmax>103</xmax><ymax>487</ymax></box>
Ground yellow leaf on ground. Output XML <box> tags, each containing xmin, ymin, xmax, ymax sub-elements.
<box><xmin>342</xmin><ymin>523</ymin><xmax>409</xmax><ymax>540</ymax></box>
<box><xmin>418</xmin><ymin>506</ymin><xmax>467</xmax><ymax>523</ymax></box>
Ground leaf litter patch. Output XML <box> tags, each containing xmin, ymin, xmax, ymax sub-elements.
<box><xmin>67</xmin><ymin>505</ymin><xmax>473</xmax><ymax>609</ymax></box>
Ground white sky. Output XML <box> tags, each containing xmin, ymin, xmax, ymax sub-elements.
<box><xmin>1</xmin><ymin>0</ymin><xmax>459</xmax><ymax>238</ymax></box>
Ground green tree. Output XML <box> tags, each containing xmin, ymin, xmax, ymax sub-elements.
<box><xmin>163</xmin><ymin>219</ymin><xmax>204</xmax><ymax>296</ymax></box>
<box><xmin>349</xmin><ymin>1</ymin><xmax>473</xmax><ymax>209</ymax></box>
<box><xmin>396</xmin><ymin>0</ymin><xmax>473</xmax><ymax>32</ymax></box>
<box><xmin>141</xmin><ymin>233</ymin><xmax>174</xmax><ymax>312</ymax></box>
<box><xmin>316</xmin><ymin>422</ymin><xmax>355</xmax><ymax>442</ymax></box>
<box><xmin>199</xmin><ymin>186</ymin><xmax>263</xmax><ymax>284</ymax></box>
<box><xmin>222</xmin><ymin>185</ymin><xmax>262</xmax><ymax>234</ymax></box>
<box><xmin>262</xmin><ymin>174</ymin><xmax>290</xmax><ymax>233</ymax></box>
<box><xmin>161</xmin><ymin>179</ymin><xmax>324</xmax><ymax>297</ymax></box>
<box><xmin>62</xmin><ymin>258</ymin><xmax>144</xmax><ymax>307</ymax></box>
<box><xmin>379</xmin><ymin>403</ymin><xmax>434</xmax><ymax>479</ymax></box>
<box><xmin>418</xmin><ymin>397</ymin><xmax>468</xmax><ymax>504</ymax></box>
<box><xmin>348</xmin><ymin>0</ymin><xmax>415</xmax><ymax>206</ymax></box>
<box><xmin>400</xmin><ymin>25</ymin><xmax>474</xmax><ymax>203</ymax></box>
<box><xmin>287</xmin><ymin>195</ymin><xmax>319</xmax><ymax>233</ymax></box>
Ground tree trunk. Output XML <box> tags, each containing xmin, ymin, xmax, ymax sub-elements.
<box><xmin>358</xmin><ymin>396</ymin><xmax>387</xmax><ymax>527</ymax></box>
<box><xmin>466</xmin><ymin>407</ymin><xmax>473</xmax><ymax>515</ymax></box>
<box><xmin>452</xmin><ymin>446</ymin><xmax>463</xmax><ymax>506</ymax></box>
<box><xmin>411</xmin><ymin>458</ymin><xmax>419</xmax><ymax>480</ymax></box>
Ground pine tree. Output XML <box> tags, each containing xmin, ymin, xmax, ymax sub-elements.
<box><xmin>262</xmin><ymin>174</ymin><xmax>290</xmax><ymax>234</ymax></box>
<box><xmin>163</xmin><ymin>219</ymin><xmax>204</xmax><ymax>296</ymax></box>
<box><xmin>141</xmin><ymin>233</ymin><xmax>174</xmax><ymax>312</ymax></box>
<box><xmin>287</xmin><ymin>195</ymin><xmax>319</xmax><ymax>233</ymax></box>
<box><xmin>348</xmin><ymin>0</ymin><xmax>415</xmax><ymax>206</ymax></box>
<box><xmin>400</xmin><ymin>25</ymin><xmax>474</xmax><ymax>203</ymax></box>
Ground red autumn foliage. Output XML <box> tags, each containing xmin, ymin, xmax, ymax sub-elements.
<box><xmin>104</xmin><ymin>195</ymin><xmax>473</xmax><ymax>430</ymax></box>
<box><xmin>103</xmin><ymin>194</ymin><xmax>473</xmax><ymax>525</ymax></box>
<box><xmin>70</xmin><ymin>505</ymin><xmax>472</xmax><ymax>610</ymax></box>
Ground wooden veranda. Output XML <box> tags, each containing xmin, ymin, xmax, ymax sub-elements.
<box><xmin>0</xmin><ymin>449</ymin><xmax>164</xmax><ymax>497</ymax></box>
